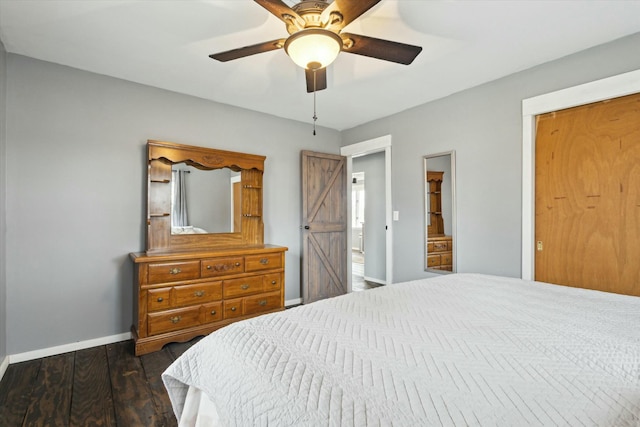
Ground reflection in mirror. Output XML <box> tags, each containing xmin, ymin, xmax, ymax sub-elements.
<box><xmin>424</xmin><ymin>152</ymin><xmax>456</xmax><ymax>273</ymax></box>
<box><xmin>170</xmin><ymin>164</ymin><xmax>241</xmax><ymax>235</ymax></box>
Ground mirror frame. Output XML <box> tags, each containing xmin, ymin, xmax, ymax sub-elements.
<box><xmin>146</xmin><ymin>140</ymin><xmax>265</xmax><ymax>253</ymax></box>
<box><xmin>423</xmin><ymin>151</ymin><xmax>457</xmax><ymax>273</ymax></box>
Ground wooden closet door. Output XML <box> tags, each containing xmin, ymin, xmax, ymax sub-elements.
<box><xmin>535</xmin><ymin>93</ymin><xmax>640</xmax><ymax>296</ymax></box>
<box><xmin>301</xmin><ymin>151</ymin><xmax>348</xmax><ymax>303</ymax></box>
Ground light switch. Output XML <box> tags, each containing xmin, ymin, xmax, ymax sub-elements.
<box><xmin>393</xmin><ymin>211</ymin><xmax>399</xmax><ymax>221</ymax></box>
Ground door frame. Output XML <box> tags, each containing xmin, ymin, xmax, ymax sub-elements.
<box><xmin>521</xmin><ymin>68</ymin><xmax>640</xmax><ymax>280</ymax></box>
<box><xmin>341</xmin><ymin>135</ymin><xmax>393</xmax><ymax>288</ymax></box>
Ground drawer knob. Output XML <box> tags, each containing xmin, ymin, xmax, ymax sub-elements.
<box><xmin>230</xmin><ymin>306</ymin><xmax>237</xmax><ymax>312</ymax></box>
<box><xmin>258</xmin><ymin>300</ymin><xmax>267</xmax><ymax>306</ymax></box>
<box><xmin>206</xmin><ymin>265</ymin><xmax>212</xmax><ymax>270</ymax></box>
<box><xmin>194</xmin><ymin>290</ymin><xmax>205</xmax><ymax>297</ymax></box>
<box><xmin>169</xmin><ymin>316</ymin><xmax>181</xmax><ymax>324</ymax></box>
<box><xmin>169</xmin><ymin>268</ymin><xmax>182</xmax><ymax>275</ymax></box>
<box><xmin>210</xmin><ymin>310</ymin><xmax>216</xmax><ymax>315</ymax></box>
<box><xmin>241</xmin><ymin>284</ymin><xmax>250</xmax><ymax>290</ymax></box>
<box><xmin>157</xmin><ymin>297</ymin><xmax>164</xmax><ymax>302</ymax></box>
<box><xmin>271</xmin><ymin>280</ymin><xmax>277</xmax><ymax>285</ymax></box>
<box><xmin>260</xmin><ymin>258</ymin><xmax>269</xmax><ymax>265</ymax></box>
<box><xmin>235</xmin><ymin>262</ymin><xmax>241</xmax><ymax>267</ymax></box>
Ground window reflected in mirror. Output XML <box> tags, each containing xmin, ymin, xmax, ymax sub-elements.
<box><xmin>170</xmin><ymin>165</ymin><xmax>241</xmax><ymax>235</ymax></box>
<box><xmin>424</xmin><ymin>152</ymin><xmax>456</xmax><ymax>273</ymax></box>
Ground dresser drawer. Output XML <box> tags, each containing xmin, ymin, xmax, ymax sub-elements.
<box><xmin>432</xmin><ymin>241</ymin><xmax>449</xmax><ymax>252</ymax></box>
<box><xmin>223</xmin><ymin>298</ymin><xmax>243</xmax><ymax>320</ymax></box>
<box><xmin>263</xmin><ymin>273</ymin><xmax>282</xmax><ymax>292</ymax></box>
<box><xmin>441</xmin><ymin>253</ymin><xmax>452</xmax><ymax>265</ymax></box>
<box><xmin>147</xmin><ymin>306</ymin><xmax>200</xmax><ymax>336</ymax></box>
<box><xmin>203</xmin><ymin>302</ymin><xmax>223</xmax><ymax>323</ymax></box>
<box><xmin>173</xmin><ymin>282</ymin><xmax>222</xmax><ymax>307</ymax></box>
<box><xmin>244</xmin><ymin>291</ymin><xmax>281</xmax><ymax>315</ymax></box>
<box><xmin>148</xmin><ymin>288</ymin><xmax>171</xmax><ymax>312</ymax></box>
<box><xmin>148</xmin><ymin>260</ymin><xmax>200</xmax><ymax>284</ymax></box>
<box><xmin>245</xmin><ymin>253</ymin><xmax>282</xmax><ymax>272</ymax></box>
<box><xmin>427</xmin><ymin>254</ymin><xmax>441</xmax><ymax>267</ymax></box>
<box><xmin>201</xmin><ymin>256</ymin><xmax>244</xmax><ymax>278</ymax></box>
<box><xmin>223</xmin><ymin>276</ymin><xmax>264</xmax><ymax>298</ymax></box>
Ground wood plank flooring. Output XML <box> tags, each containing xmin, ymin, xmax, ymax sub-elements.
<box><xmin>0</xmin><ymin>338</ymin><xmax>201</xmax><ymax>427</ymax></box>
<box><xmin>352</xmin><ymin>253</ymin><xmax>383</xmax><ymax>292</ymax></box>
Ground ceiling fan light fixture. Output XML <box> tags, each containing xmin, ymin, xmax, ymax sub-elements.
<box><xmin>284</xmin><ymin>29</ymin><xmax>343</xmax><ymax>70</ymax></box>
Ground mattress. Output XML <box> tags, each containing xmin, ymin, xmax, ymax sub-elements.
<box><xmin>162</xmin><ymin>273</ymin><xmax>640</xmax><ymax>426</ymax></box>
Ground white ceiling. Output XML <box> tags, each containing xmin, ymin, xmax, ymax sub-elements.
<box><xmin>1</xmin><ymin>1</ymin><xmax>640</xmax><ymax>131</ymax></box>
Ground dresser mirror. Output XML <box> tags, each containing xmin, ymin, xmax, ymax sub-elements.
<box><xmin>146</xmin><ymin>140</ymin><xmax>265</xmax><ymax>253</ymax></box>
<box><xmin>170</xmin><ymin>165</ymin><xmax>241</xmax><ymax>235</ymax></box>
<box><xmin>424</xmin><ymin>151</ymin><xmax>456</xmax><ymax>273</ymax></box>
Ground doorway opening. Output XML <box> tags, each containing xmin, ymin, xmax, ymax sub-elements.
<box><xmin>341</xmin><ymin>135</ymin><xmax>393</xmax><ymax>292</ymax></box>
<box><xmin>350</xmin><ymin>172</ymin><xmax>378</xmax><ymax>291</ymax></box>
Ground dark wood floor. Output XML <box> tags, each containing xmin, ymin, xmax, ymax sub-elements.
<box><xmin>352</xmin><ymin>253</ymin><xmax>383</xmax><ymax>292</ymax></box>
<box><xmin>0</xmin><ymin>277</ymin><xmax>381</xmax><ymax>427</ymax></box>
<box><xmin>0</xmin><ymin>338</ymin><xmax>201</xmax><ymax>427</ymax></box>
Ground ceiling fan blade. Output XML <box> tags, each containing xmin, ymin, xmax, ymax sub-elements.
<box><xmin>341</xmin><ymin>33</ymin><xmax>422</xmax><ymax>65</ymax></box>
<box><xmin>321</xmin><ymin>0</ymin><xmax>382</xmax><ymax>31</ymax></box>
<box><xmin>254</xmin><ymin>0</ymin><xmax>305</xmax><ymax>30</ymax></box>
<box><xmin>305</xmin><ymin>68</ymin><xmax>327</xmax><ymax>93</ymax></box>
<box><xmin>209</xmin><ymin>39</ymin><xmax>286</xmax><ymax>62</ymax></box>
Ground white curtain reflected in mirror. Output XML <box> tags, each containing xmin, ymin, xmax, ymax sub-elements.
<box><xmin>424</xmin><ymin>152</ymin><xmax>456</xmax><ymax>273</ymax></box>
<box><xmin>171</xmin><ymin>170</ymin><xmax>189</xmax><ymax>227</ymax></box>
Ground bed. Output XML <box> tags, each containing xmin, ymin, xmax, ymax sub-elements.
<box><xmin>162</xmin><ymin>273</ymin><xmax>640</xmax><ymax>426</ymax></box>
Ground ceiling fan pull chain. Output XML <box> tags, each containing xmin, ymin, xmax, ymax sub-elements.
<box><xmin>312</xmin><ymin>69</ymin><xmax>318</xmax><ymax>136</ymax></box>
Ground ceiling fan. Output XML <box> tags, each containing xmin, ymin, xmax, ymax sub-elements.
<box><xmin>209</xmin><ymin>0</ymin><xmax>423</xmax><ymax>93</ymax></box>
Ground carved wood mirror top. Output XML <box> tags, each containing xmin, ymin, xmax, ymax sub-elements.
<box><xmin>146</xmin><ymin>140</ymin><xmax>265</xmax><ymax>253</ymax></box>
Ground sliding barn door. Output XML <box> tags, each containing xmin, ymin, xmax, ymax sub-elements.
<box><xmin>535</xmin><ymin>92</ymin><xmax>640</xmax><ymax>296</ymax></box>
<box><xmin>301</xmin><ymin>151</ymin><xmax>348</xmax><ymax>303</ymax></box>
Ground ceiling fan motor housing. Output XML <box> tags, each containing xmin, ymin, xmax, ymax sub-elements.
<box><xmin>290</xmin><ymin>0</ymin><xmax>338</xmax><ymax>32</ymax></box>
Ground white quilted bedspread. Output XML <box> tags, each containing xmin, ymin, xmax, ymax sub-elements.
<box><xmin>162</xmin><ymin>273</ymin><xmax>640</xmax><ymax>426</ymax></box>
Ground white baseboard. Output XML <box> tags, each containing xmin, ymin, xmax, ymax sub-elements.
<box><xmin>9</xmin><ymin>332</ymin><xmax>132</xmax><ymax>364</ymax></box>
<box><xmin>4</xmin><ymin>300</ymin><xmax>306</xmax><ymax>367</ymax></box>
<box><xmin>285</xmin><ymin>298</ymin><xmax>302</xmax><ymax>307</ymax></box>
<box><xmin>0</xmin><ymin>354</ymin><xmax>9</xmax><ymax>383</ymax></box>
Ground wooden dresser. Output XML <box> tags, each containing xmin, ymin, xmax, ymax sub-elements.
<box><xmin>427</xmin><ymin>236</ymin><xmax>453</xmax><ymax>271</ymax></box>
<box><xmin>425</xmin><ymin>169</ymin><xmax>453</xmax><ymax>271</ymax></box>
<box><xmin>131</xmin><ymin>245</ymin><xmax>286</xmax><ymax>355</ymax></box>
<box><xmin>132</xmin><ymin>141</ymin><xmax>287</xmax><ymax>355</ymax></box>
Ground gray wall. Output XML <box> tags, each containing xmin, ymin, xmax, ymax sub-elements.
<box><xmin>353</xmin><ymin>152</ymin><xmax>386</xmax><ymax>282</ymax></box>
<box><xmin>0</xmin><ymin>39</ymin><xmax>7</xmax><ymax>362</ymax></box>
<box><xmin>342</xmin><ymin>32</ymin><xmax>640</xmax><ymax>284</ymax></box>
<box><xmin>5</xmin><ymin>54</ymin><xmax>340</xmax><ymax>355</ymax></box>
